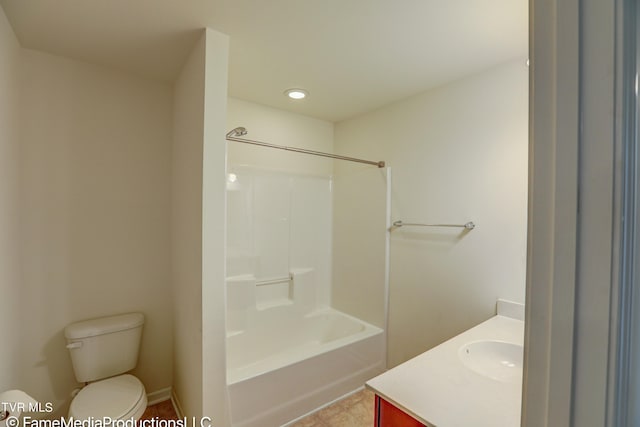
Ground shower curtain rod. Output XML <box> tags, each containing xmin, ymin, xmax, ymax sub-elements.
<box><xmin>226</xmin><ymin>127</ymin><xmax>386</xmax><ymax>168</ymax></box>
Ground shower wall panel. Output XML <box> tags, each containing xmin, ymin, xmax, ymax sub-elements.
<box><xmin>226</xmin><ymin>166</ymin><xmax>332</xmax><ymax>316</ymax></box>
<box><xmin>290</xmin><ymin>175</ymin><xmax>332</xmax><ymax>307</ymax></box>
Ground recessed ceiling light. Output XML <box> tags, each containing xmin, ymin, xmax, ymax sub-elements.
<box><xmin>285</xmin><ymin>88</ymin><xmax>308</xmax><ymax>100</ymax></box>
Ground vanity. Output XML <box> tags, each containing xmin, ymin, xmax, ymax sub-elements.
<box><xmin>366</xmin><ymin>300</ymin><xmax>524</xmax><ymax>427</ymax></box>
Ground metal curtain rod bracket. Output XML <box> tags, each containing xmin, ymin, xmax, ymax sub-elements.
<box><xmin>226</xmin><ymin>127</ymin><xmax>385</xmax><ymax>168</ymax></box>
<box><xmin>391</xmin><ymin>220</ymin><xmax>476</xmax><ymax>230</ymax></box>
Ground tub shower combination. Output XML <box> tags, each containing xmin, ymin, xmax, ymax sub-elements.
<box><xmin>225</xmin><ymin>128</ymin><xmax>388</xmax><ymax>427</ymax></box>
<box><xmin>226</xmin><ymin>295</ymin><xmax>384</xmax><ymax>427</ymax></box>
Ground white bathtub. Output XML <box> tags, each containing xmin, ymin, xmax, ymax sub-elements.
<box><xmin>227</xmin><ymin>307</ymin><xmax>385</xmax><ymax>427</ymax></box>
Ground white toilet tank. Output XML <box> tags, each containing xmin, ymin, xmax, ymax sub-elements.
<box><xmin>65</xmin><ymin>313</ymin><xmax>144</xmax><ymax>383</ymax></box>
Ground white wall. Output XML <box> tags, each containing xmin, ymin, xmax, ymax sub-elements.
<box><xmin>334</xmin><ymin>60</ymin><xmax>529</xmax><ymax>367</ymax></box>
<box><xmin>201</xmin><ymin>28</ymin><xmax>231</xmax><ymax>427</ymax></box>
<box><xmin>172</xmin><ymin>28</ymin><xmax>231</xmax><ymax>425</ymax></box>
<box><xmin>19</xmin><ymin>48</ymin><xmax>173</xmax><ymax>415</ymax></box>
<box><xmin>331</xmin><ymin>164</ymin><xmax>388</xmax><ymax>329</ymax></box>
<box><xmin>171</xmin><ymin>33</ymin><xmax>206</xmax><ymax>419</ymax></box>
<box><xmin>227</xmin><ymin>97</ymin><xmax>334</xmax><ymax>176</ymax></box>
<box><xmin>0</xmin><ymin>4</ymin><xmax>22</xmax><ymax>392</ymax></box>
<box><xmin>3</xmin><ymin>9</ymin><xmax>231</xmax><ymax>422</ymax></box>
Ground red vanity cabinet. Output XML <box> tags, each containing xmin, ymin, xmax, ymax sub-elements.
<box><xmin>374</xmin><ymin>395</ymin><xmax>427</xmax><ymax>427</ymax></box>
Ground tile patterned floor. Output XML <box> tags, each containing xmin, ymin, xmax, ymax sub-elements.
<box><xmin>288</xmin><ymin>388</ymin><xmax>375</xmax><ymax>427</ymax></box>
<box><xmin>140</xmin><ymin>400</ymin><xmax>179</xmax><ymax>421</ymax></box>
<box><xmin>139</xmin><ymin>390</ymin><xmax>374</xmax><ymax>427</ymax></box>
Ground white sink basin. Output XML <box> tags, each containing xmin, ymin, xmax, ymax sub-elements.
<box><xmin>458</xmin><ymin>340</ymin><xmax>523</xmax><ymax>383</ymax></box>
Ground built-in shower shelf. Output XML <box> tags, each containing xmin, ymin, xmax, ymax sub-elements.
<box><xmin>256</xmin><ymin>298</ymin><xmax>294</xmax><ymax>310</ymax></box>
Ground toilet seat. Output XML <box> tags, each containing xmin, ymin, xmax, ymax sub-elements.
<box><xmin>69</xmin><ymin>374</ymin><xmax>147</xmax><ymax>420</ymax></box>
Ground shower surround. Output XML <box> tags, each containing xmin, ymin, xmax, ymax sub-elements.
<box><xmin>225</xmin><ymin>166</ymin><xmax>385</xmax><ymax>427</ymax></box>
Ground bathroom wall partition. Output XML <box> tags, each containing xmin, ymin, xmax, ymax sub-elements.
<box><xmin>225</xmin><ymin>163</ymin><xmax>389</xmax><ymax>427</ymax></box>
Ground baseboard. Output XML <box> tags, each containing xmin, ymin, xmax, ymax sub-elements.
<box><xmin>171</xmin><ymin>390</ymin><xmax>185</xmax><ymax>419</ymax></box>
<box><xmin>147</xmin><ymin>387</ymin><xmax>172</xmax><ymax>406</ymax></box>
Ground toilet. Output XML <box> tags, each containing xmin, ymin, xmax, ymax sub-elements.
<box><xmin>64</xmin><ymin>313</ymin><xmax>147</xmax><ymax>420</ymax></box>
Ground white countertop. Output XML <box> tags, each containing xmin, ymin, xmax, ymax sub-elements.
<box><xmin>366</xmin><ymin>314</ymin><xmax>524</xmax><ymax>427</ymax></box>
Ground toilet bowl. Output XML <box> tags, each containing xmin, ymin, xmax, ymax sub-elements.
<box><xmin>68</xmin><ymin>375</ymin><xmax>147</xmax><ymax>420</ymax></box>
<box><xmin>64</xmin><ymin>313</ymin><xmax>147</xmax><ymax>421</ymax></box>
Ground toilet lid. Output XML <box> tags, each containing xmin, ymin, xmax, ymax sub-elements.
<box><xmin>70</xmin><ymin>374</ymin><xmax>145</xmax><ymax>420</ymax></box>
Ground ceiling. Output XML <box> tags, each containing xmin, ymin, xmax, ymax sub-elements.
<box><xmin>0</xmin><ymin>0</ymin><xmax>528</xmax><ymax>122</ymax></box>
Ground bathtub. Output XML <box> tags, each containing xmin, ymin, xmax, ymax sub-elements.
<box><xmin>227</xmin><ymin>307</ymin><xmax>385</xmax><ymax>427</ymax></box>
